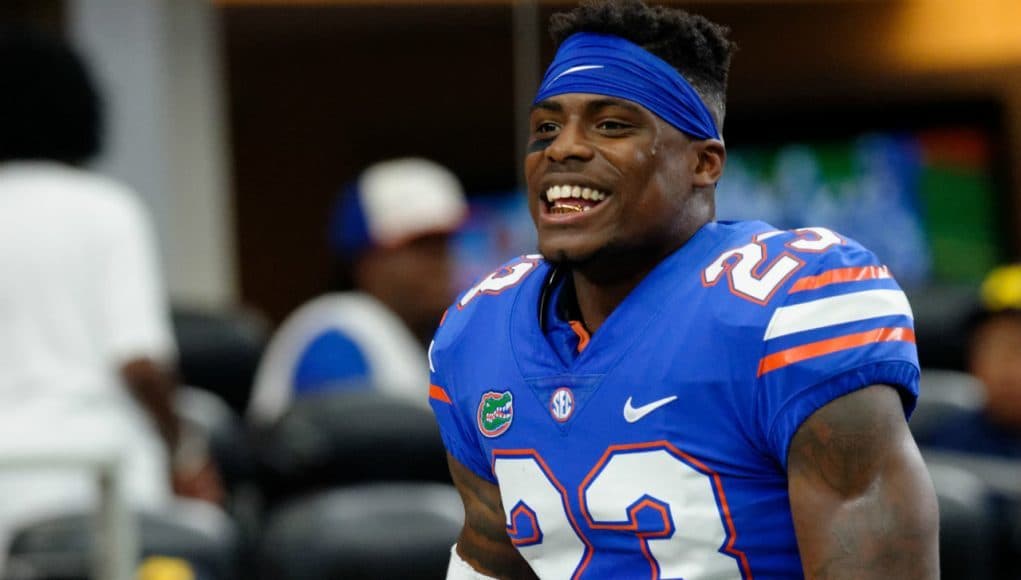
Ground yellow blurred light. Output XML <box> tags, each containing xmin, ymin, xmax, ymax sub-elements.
<box><xmin>887</xmin><ymin>0</ymin><xmax>1021</xmax><ymax>71</ymax></box>
<box><xmin>136</xmin><ymin>556</ymin><xmax>196</xmax><ymax>580</ymax></box>
<box><xmin>981</xmin><ymin>264</ymin><xmax>1021</xmax><ymax>312</ymax></box>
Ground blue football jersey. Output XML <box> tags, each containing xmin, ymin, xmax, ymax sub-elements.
<box><xmin>429</xmin><ymin>220</ymin><xmax>920</xmax><ymax>580</ymax></box>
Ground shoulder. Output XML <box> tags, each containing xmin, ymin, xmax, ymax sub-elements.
<box><xmin>439</xmin><ymin>254</ymin><xmax>548</xmax><ymax>334</ymax></box>
<box><xmin>430</xmin><ymin>254</ymin><xmax>549</xmax><ymax>364</ymax></box>
<box><xmin>700</xmin><ymin>222</ymin><xmax>899</xmax><ymax>310</ymax></box>
<box><xmin>712</xmin><ymin>226</ymin><xmax>921</xmax><ymax>463</ymax></box>
<box><xmin>699</xmin><ymin>221</ymin><xmax>918</xmax><ymax>385</ymax></box>
<box><xmin>62</xmin><ymin>169</ymin><xmax>154</xmax><ymax>236</ymax></box>
<box><xmin>0</xmin><ymin>162</ymin><xmax>145</xmax><ymax>217</ymax></box>
<box><xmin>273</xmin><ymin>291</ymin><xmax>423</xmax><ymax>362</ymax></box>
<box><xmin>284</xmin><ymin>292</ymin><xmax>403</xmax><ymax>331</ymax></box>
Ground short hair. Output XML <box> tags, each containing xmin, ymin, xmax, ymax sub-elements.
<box><xmin>0</xmin><ymin>26</ymin><xmax>103</xmax><ymax>164</ymax></box>
<box><xmin>549</xmin><ymin>0</ymin><xmax>735</xmax><ymax>131</ymax></box>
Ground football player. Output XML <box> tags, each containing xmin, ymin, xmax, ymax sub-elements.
<box><xmin>430</xmin><ymin>1</ymin><xmax>939</xmax><ymax>578</ymax></box>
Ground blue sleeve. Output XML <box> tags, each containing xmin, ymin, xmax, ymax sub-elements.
<box><xmin>428</xmin><ymin>326</ymin><xmax>497</xmax><ymax>484</ymax></box>
<box><xmin>755</xmin><ymin>240</ymin><xmax>921</xmax><ymax>468</ymax></box>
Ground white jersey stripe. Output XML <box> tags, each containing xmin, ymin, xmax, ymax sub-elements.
<box><xmin>764</xmin><ymin>289</ymin><xmax>913</xmax><ymax>340</ymax></box>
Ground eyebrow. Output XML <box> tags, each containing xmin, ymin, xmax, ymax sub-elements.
<box><xmin>586</xmin><ymin>97</ymin><xmax>644</xmax><ymax>115</ymax></box>
<box><xmin>530</xmin><ymin>99</ymin><xmax>563</xmax><ymax>113</ymax></box>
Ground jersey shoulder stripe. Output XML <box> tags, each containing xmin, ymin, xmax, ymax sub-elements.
<box><xmin>788</xmin><ymin>265</ymin><xmax>891</xmax><ymax>293</ymax></box>
<box><xmin>758</xmin><ymin>326</ymin><xmax>915</xmax><ymax>376</ymax></box>
<box><xmin>763</xmin><ymin>288</ymin><xmax>913</xmax><ymax>340</ymax></box>
<box><xmin>753</xmin><ymin>235</ymin><xmax>917</xmax><ymax>378</ymax></box>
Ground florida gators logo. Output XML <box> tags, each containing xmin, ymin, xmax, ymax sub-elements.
<box><xmin>478</xmin><ymin>391</ymin><xmax>514</xmax><ymax>438</ymax></box>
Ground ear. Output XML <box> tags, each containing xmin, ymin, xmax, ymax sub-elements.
<box><xmin>692</xmin><ymin>139</ymin><xmax>726</xmax><ymax>187</ymax></box>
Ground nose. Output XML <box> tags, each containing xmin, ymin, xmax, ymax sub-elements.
<box><xmin>545</xmin><ymin>120</ymin><xmax>594</xmax><ymax>163</ymax></box>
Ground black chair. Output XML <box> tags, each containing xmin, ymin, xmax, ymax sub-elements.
<box><xmin>4</xmin><ymin>505</ymin><xmax>240</xmax><ymax>580</ymax></box>
<box><xmin>256</xmin><ymin>482</ymin><xmax>462</xmax><ymax>580</ymax></box>
<box><xmin>925</xmin><ymin>461</ymin><xmax>996</xmax><ymax>579</ymax></box>
<box><xmin>255</xmin><ymin>389</ymin><xmax>450</xmax><ymax>506</ymax></box>
<box><xmin>176</xmin><ymin>386</ymin><xmax>255</xmax><ymax>498</ymax></box>
<box><xmin>923</xmin><ymin>450</ymin><xmax>1021</xmax><ymax>579</ymax></box>
<box><xmin>172</xmin><ymin>306</ymin><xmax>269</xmax><ymax>415</ymax></box>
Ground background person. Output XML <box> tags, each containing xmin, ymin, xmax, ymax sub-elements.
<box><xmin>0</xmin><ymin>25</ymin><xmax>221</xmax><ymax>561</ymax></box>
<box><xmin>247</xmin><ymin>157</ymin><xmax>468</xmax><ymax>426</ymax></box>
<box><xmin>925</xmin><ymin>263</ymin><xmax>1021</xmax><ymax>458</ymax></box>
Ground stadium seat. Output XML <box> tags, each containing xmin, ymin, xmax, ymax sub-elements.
<box><xmin>176</xmin><ymin>386</ymin><xmax>255</xmax><ymax>499</ymax></box>
<box><xmin>909</xmin><ymin>368</ymin><xmax>985</xmax><ymax>444</ymax></box>
<box><xmin>923</xmin><ymin>450</ymin><xmax>1021</xmax><ymax>578</ymax></box>
<box><xmin>172</xmin><ymin>306</ymin><xmax>269</xmax><ymax>415</ymax></box>
<box><xmin>4</xmin><ymin>502</ymin><xmax>240</xmax><ymax>580</ymax></box>
<box><xmin>925</xmin><ymin>460</ymin><xmax>996</xmax><ymax>579</ymax></box>
<box><xmin>254</xmin><ymin>389</ymin><xmax>450</xmax><ymax>506</ymax></box>
<box><xmin>175</xmin><ymin>386</ymin><xmax>262</xmax><ymax>575</ymax></box>
<box><xmin>256</xmin><ymin>482</ymin><xmax>462</xmax><ymax>580</ymax></box>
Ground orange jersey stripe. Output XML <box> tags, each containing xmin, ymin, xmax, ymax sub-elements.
<box><xmin>789</xmin><ymin>265</ymin><xmax>890</xmax><ymax>293</ymax></box>
<box><xmin>757</xmin><ymin>327</ymin><xmax>915</xmax><ymax>377</ymax></box>
<box><xmin>429</xmin><ymin>384</ymin><xmax>452</xmax><ymax>404</ymax></box>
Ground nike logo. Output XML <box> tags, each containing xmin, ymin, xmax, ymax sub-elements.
<box><xmin>623</xmin><ymin>395</ymin><xmax>678</xmax><ymax>423</ymax></box>
<box><xmin>548</xmin><ymin>64</ymin><xmax>605</xmax><ymax>86</ymax></box>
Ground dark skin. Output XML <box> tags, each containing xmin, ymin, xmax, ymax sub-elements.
<box><xmin>448</xmin><ymin>93</ymin><xmax>939</xmax><ymax>577</ymax></box>
<box><xmin>355</xmin><ymin>233</ymin><xmax>458</xmax><ymax>346</ymax></box>
<box><xmin>789</xmin><ymin>385</ymin><xmax>940</xmax><ymax>578</ymax></box>
<box><xmin>121</xmin><ymin>358</ymin><xmax>224</xmax><ymax>504</ymax></box>
<box><xmin>969</xmin><ymin>314</ymin><xmax>1021</xmax><ymax>429</ymax></box>
<box><xmin>525</xmin><ymin>93</ymin><xmax>722</xmax><ymax>333</ymax></box>
<box><xmin>448</xmin><ymin>454</ymin><xmax>539</xmax><ymax>579</ymax></box>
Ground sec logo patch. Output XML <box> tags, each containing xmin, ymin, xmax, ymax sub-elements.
<box><xmin>550</xmin><ymin>387</ymin><xmax>574</xmax><ymax>422</ymax></box>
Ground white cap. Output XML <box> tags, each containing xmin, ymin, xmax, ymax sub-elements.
<box><xmin>331</xmin><ymin>158</ymin><xmax>468</xmax><ymax>255</ymax></box>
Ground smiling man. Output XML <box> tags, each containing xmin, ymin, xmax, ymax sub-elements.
<box><xmin>429</xmin><ymin>1</ymin><xmax>938</xmax><ymax>578</ymax></box>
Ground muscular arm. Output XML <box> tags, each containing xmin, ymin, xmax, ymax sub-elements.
<box><xmin>447</xmin><ymin>454</ymin><xmax>538</xmax><ymax>579</ymax></box>
<box><xmin>788</xmin><ymin>384</ymin><xmax>939</xmax><ymax>579</ymax></box>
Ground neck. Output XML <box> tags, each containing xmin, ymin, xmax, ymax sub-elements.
<box><xmin>570</xmin><ymin>266</ymin><xmax>651</xmax><ymax>334</ymax></box>
<box><xmin>567</xmin><ymin>235</ymin><xmax>679</xmax><ymax>334</ymax></box>
<box><xmin>565</xmin><ymin>215</ymin><xmax>712</xmax><ymax>333</ymax></box>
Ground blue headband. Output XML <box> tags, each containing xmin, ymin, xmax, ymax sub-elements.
<box><xmin>533</xmin><ymin>32</ymin><xmax>720</xmax><ymax>140</ymax></box>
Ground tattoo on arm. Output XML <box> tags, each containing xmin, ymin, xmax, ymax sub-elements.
<box><xmin>447</xmin><ymin>454</ymin><xmax>539</xmax><ymax>579</ymax></box>
<box><xmin>788</xmin><ymin>384</ymin><xmax>939</xmax><ymax>579</ymax></box>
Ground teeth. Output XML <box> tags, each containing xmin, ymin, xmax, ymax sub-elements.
<box><xmin>544</xmin><ymin>185</ymin><xmax>608</xmax><ymax>202</ymax></box>
<box><xmin>551</xmin><ymin>203</ymin><xmax>584</xmax><ymax>214</ymax></box>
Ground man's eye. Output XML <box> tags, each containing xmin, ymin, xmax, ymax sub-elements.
<box><xmin>597</xmin><ymin>120</ymin><xmax>631</xmax><ymax>131</ymax></box>
<box><xmin>535</xmin><ymin>122</ymin><xmax>559</xmax><ymax>134</ymax></box>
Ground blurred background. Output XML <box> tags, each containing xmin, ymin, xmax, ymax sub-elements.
<box><xmin>2</xmin><ymin>0</ymin><xmax>1021</xmax><ymax>579</ymax></box>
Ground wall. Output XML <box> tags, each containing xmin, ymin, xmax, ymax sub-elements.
<box><xmin>222</xmin><ymin>0</ymin><xmax>1021</xmax><ymax>323</ymax></box>
<box><xmin>70</xmin><ymin>0</ymin><xmax>238</xmax><ymax>309</ymax></box>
